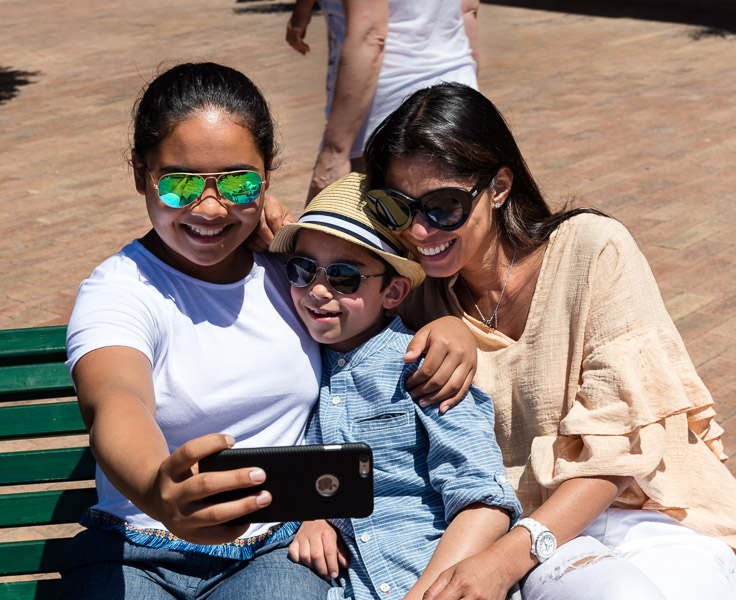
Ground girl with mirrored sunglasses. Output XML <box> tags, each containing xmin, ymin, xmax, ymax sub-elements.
<box><xmin>363</xmin><ymin>82</ymin><xmax>736</xmax><ymax>600</ymax></box>
<box><xmin>58</xmin><ymin>61</ymin><xmax>332</xmax><ymax>600</ymax></box>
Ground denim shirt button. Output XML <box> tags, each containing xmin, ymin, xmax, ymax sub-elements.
<box><xmin>337</xmin><ymin>358</ymin><xmax>346</xmax><ymax>367</ymax></box>
<box><xmin>379</xmin><ymin>583</ymin><xmax>390</xmax><ymax>593</ymax></box>
<box><xmin>332</xmin><ymin>396</ymin><xmax>341</xmax><ymax>405</ymax></box>
<box><xmin>360</xmin><ymin>532</ymin><xmax>370</xmax><ymax>543</ymax></box>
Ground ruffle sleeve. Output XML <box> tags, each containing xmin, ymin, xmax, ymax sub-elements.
<box><xmin>529</xmin><ymin>218</ymin><xmax>726</xmax><ymax>510</ymax></box>
<box><xmin>530</xmin><ymin>326</ymin><xmax>718</xmax><ymax>508</ymax></box>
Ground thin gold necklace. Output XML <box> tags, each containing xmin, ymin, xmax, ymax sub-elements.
<box><xmin>461</xmin><ymin>246</ymin><xmax>517</xmax><ymax>330</ymax></box>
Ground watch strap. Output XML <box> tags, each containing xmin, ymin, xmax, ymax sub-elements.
<box><xmin>512</xmin><ymin>517</ymin><xmax>557</xmax><ymax>563</ymax></box>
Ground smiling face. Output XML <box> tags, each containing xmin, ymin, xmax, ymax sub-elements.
<box><xmin>133</xmin><ymin>109</ymin><xmax>268</xmax><ymax>283</ymax></box>
<box><xmin>290</xmin><ymin>229</ymin><xmax>409</xmax><ymax>353</ymax></box>
<box><xmin>384</xmin><ymin>155</ymin><xmax>505</xmax><ymax>279</ymax></box>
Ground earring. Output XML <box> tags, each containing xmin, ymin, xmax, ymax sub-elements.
<box><xmin>494</xmin><ymin>201</ymin><xmax>501</xmax><ymax>209</ymax></box>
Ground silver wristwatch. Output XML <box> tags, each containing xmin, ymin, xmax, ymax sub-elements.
<box><xmin>512</xmin><ymin>518</ymin><xmax>557</xmax><ymax>563</ymax></box>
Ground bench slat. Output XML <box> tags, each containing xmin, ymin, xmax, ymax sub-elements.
<box><xmin>0</xmin><ymin>325</ymin><xmax>88</xmax><ymax>600</ymax></box>
<box><xmin>0</xmin><ymin>362</ymin><xmax>73</xmax><ymax>401</ymax></box>
<box><xmin>0</xmin><ymin>401</ymin><xmax>86</xmax><ymax>439</ymax></box>
<box><xmin>0</xmin><ymin>538</ymin><xmax>71</xmax><ymax>576</ymax></box>
<box><xmin>0</xmin><ymin>488</ymin><xmax>97</xmax><ymax>527</ymax></box>
<box><xmin>0</xmin><ymin>448</ymin><xmax>95</xmax><ymax>485</ymax></box>
<box><xmin>0</xmin><ymin>325</ymin><xmax>67</xmax><ymax>366</ymax></box>
<box><xmin>0</xmin><ymin>579</ymin><xmax>61</xmax><ymax>600</ymax></box>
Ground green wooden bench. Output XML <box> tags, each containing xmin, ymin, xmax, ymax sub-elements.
<box><xmin>0</xmin><ymin>325</ymin><xmax>96</xmax><ymax>600</ymax></box>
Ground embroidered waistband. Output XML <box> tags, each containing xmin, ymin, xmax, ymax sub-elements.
<box><xmin>80</xmin><ymin>508</ymin><xmax>299</xmax><ymax>560</ymax></box>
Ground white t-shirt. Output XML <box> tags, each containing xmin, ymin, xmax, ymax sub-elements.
<box><xmin>322</xmin><ymin>0</ymin><xmax>478</xmax><ymax>158</ymax></box>
<box><xmin>66</xmin><ymin>241</ymin><xmax>321</xmax><ymax>539</ymax></box>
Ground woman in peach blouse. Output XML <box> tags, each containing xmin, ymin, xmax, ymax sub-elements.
<box><xmin>363</xmin><ymin>82</ymin><xmax>736</xmax><ymax>599</ymax></box>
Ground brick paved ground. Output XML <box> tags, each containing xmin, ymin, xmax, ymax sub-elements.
<box><xmin>1</xmin><ymin>0</ymin><xmax>735</xmax><ymax>483</ymax></box>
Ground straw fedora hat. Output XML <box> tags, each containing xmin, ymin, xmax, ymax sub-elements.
<box><xmin>270</xmin><ymin>172</ymin><xmax>425</xmax><ymax>288</ymax></box>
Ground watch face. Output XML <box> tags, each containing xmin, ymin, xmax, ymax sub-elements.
<box><xmin>536</xmin><ymin>531</ymin><xmax>557</xmax><ymax>559</ymax></box>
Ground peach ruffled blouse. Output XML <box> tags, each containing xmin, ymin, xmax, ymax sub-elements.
<box><xmin>401</xmin><ymin>214</ymin><xmax>736</xmax><ymax>549</ymax></box>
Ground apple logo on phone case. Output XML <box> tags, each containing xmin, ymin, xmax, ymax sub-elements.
<box><xmin>316</xmin><ymin>474</ymin><xmax>340</xmax><ymax>497</ymax></box>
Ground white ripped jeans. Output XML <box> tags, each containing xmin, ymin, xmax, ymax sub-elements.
<box><xmin>519</xmin><ymin>508</ymin><xmax>736</xmax><ymax>600</ymax></box>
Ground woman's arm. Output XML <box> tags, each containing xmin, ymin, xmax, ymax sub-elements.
<box><xmin>308</xmin><ymin>0</ymin><xmax>389</xmax><ymax>200</ymax></box>
<box><xmin>403</xmin><ymin>316</ymin><xmax>477</xmax><ymax>411</ymax></box>
<box><xmin>404</xmin><ymin>504</ymin><xmax>509</xmax><ymax>600</ymax></box>
<box><xmin>74</xmin><ymin>346</ymin><xmax>270</xmax><ymax>545</ymax></box>
<box><xmin>424</xmin><ymin>474</ymin><xmax>632</xmax><ymax>600</ymax></box>
<box><xmin>407</xmin><ymin>381</ymin><xmax>519</xmax><ymax>600</ymax></box>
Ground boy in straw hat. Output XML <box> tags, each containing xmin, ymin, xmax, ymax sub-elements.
<box><xmin>270</xmin><ymin>172</ymin><xmax>520</xmax><ymax>600</ymax></box>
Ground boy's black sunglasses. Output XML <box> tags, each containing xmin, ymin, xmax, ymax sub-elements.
<box><xmin>366</xmin><ymin>177</ymin><xmax>493</xmax><ymax>232</ymax></box>
<box><xmin>286</xmin><ymin>256</ymin><xmax>384</xmax><ymax>295</ymax></box>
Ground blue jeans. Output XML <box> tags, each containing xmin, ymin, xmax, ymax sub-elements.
<box><xmin>57</xmin><ymin>527</ymin><xmax>333</xmax><ymax>599</ymax></box>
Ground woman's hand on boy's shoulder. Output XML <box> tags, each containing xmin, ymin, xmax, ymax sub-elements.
<box><xmin>404</xmin><ymin>316</ymin><xmax>477</xmax><ymax>412</ymax></box>
<box><xmin>246</xmin><ymin>193</ymin><xmax>296</xmax><ymax>253</ymax></box>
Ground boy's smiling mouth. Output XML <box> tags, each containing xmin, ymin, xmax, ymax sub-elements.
<box><xmin>306</xmin><ymin>306</ymin><xmax>341</xmax><ymax>319</ymax></box>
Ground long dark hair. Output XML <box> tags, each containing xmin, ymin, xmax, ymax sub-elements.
<box><xmin>132</xmin><ymin>62</ymin><xmax>279</xmax><ymax>171</ymax></box>
<box><xmin>364</xmin><ymin>83</ymin><xmax>605</xmax><ymax>250</ymax></box>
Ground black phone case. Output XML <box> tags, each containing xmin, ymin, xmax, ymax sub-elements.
<box><xmin>198</xmin><ymin>443</ymin><xmax>373</xmax><ymax>523</ymax></box>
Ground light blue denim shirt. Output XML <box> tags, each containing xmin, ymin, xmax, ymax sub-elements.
<box><xmin>307</xmin><ymin>317</ymin><xmax>521</xmax><ymax>600</ymax></box>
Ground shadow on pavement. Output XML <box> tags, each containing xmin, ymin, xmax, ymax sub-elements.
<box><xmin>481</xmin><ymin>0</ymin><xmax>736</xmax><ymax>36</ymax></box>
<box><xmin>0</xmin><ymin>67</ymin><xmax>40</xmax><ymax>105</ymax></box>
<box><xmin>233</xmin><ymin>0</ymin><xmax>296</xmax><ymax>14</ymax></box>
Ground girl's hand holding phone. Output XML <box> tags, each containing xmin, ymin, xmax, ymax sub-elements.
<box><xmin>149</xmin><ymin>433</ymin><xmax>272</xmax><ymax>545</ymax></box>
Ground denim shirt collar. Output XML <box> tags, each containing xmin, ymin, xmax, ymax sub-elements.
<box><xmin>322</xmin><ymin>316</ymin><xmax>409</xmax><ymax>372</ymax></box>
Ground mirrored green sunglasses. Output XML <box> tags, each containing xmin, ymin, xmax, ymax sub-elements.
<box><xmin>149</xmin><ymin>170</ymin><xmax>263</xmax><ymax>207</ymax></box>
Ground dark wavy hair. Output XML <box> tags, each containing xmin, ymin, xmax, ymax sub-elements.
<box><xmin>131</xmin><ymin>62</ymin><xmax>278</xmax><ymax>171</ymax></box>
<box><xmin>364</xmin><ymin>82</ymin><xmax>604</xmax><ymax>250</ymax></box>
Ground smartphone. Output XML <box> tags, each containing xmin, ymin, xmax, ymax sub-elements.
<box><xmin>198</xmin><ymin>442</ymin><xmax>373</xmax><ymax>523</ymax></box>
